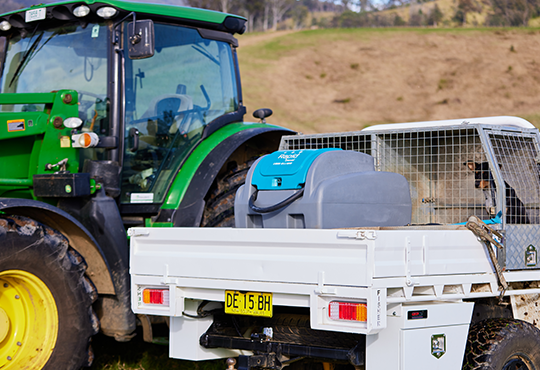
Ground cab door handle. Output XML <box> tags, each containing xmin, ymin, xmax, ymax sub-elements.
<box><xmin>129</xmin><ymin>127</ymin><xmax>139</xmax><ymax>152</ymax></box>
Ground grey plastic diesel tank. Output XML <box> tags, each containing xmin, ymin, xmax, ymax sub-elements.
<box><xmin>235</xmin><ymin>149</ymin><xmax>412</xmax><ymax>228</ymax></box>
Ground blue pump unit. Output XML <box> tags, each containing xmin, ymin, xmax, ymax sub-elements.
<box><xmin>235</xmin><ymin>149</ymin><xmax>412</xmax><ymax>229</ymax></box>
<box><xmin>251</xmin><ymin>148</ymin><xmax>341</xmax><ymax>190</ymax></box>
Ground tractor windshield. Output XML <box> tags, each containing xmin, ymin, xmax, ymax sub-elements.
<box><xmin>0</xmin><ymin>23</ymin><xmax>109</xmax><ymax>135</ymax></box>
<box><xmin>121</xmin><ymin>23</ymin><xmax>239</xmax><ymax>204</ymax></box>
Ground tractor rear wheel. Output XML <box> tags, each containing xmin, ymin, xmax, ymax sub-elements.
<box><xmin>463</xmin><ymin>318</ymin><xmax>540</xmax><ymax>370</ymax></box>
<box><xmin>0</xmin><ymin>215</ymin><xmax>98</xmax><ymax>370</ymax></box>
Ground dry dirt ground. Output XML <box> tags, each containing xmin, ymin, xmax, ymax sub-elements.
<box><xmin>238</xmin><ymin>28</ymin><xmax>540</xmax><ymax>134</ymax></box>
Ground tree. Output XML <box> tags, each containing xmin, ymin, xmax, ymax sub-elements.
<box><xmin>332</xmin><ymin>9</ymin><xmax>371</xmax><ymax>27</ymax></box>
<box><xmin>356</xmin><ymin>0</ymin><xmax>373</xmax><ymax>11</ymax></box>
<box><xmin>302</xmin><ymin>0</ymin><xmax>323</xmax><ymax>11</ymax></box>
<box><xmin>291</xmin><ymin>4</ymin><xmax>310</xmax><ymax>28</ymax></box>
<box><xmin>408</xmin><ymin>10</ymin><xmax>425</xmax><ymax>25</ymax></box>
<box><xmin>263</xmin><ymin>1</ymin><xmax>271</xmax><ymax>31</ymax></box>
<box><xmin>487</xmin><ymin>0</ymin><xmax>540</xmax><ymax>25</ymax></box>
<box><xmin>454</xmin><ymin>0</ymin><xmax>482</xmax><ymax>25</ymax></box>
<box><xmin>270</xmin><ymin>0</ymin><xmax>295</xmax><ymax>30</ymax></box>
<box><xmin>220</xmin><ymin>0</ymin><xmax>229</xmax><ymax>12</ymax></box>
<box><xmin>427</xmin><ymin>3</ymin><xmax>444</xmax><ymax>25</ymax></box>
<box><xmin>393</xmin><ymin>13</ymin><xmax>407</xmax><ymax>25</ymax></box>
<box><xmin>241</xmin><ymin>0</ymin><xmax>265</xmax><ymax>32</ymax></box>
<box><xmin>185</xmin><ymin>0</ymin><xmax>220</xmax><ymax>11</ymax></box>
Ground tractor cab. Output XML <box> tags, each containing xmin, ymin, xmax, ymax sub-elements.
<box><xmin>0</xmin><ymin>0</ymin><xmax>247</xmax><ymax>214</ymax></box>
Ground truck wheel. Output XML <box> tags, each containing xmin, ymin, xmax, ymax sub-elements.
<box><xmin>463</xmin><ymin>318</ymin><xmax>540</xmax><ymax>370</ymax></box>
<box><xmin>202</xmin><ymin>159</ymin><xmax>254</xmax><ymax>227</ymax></box>
<box><xmin>0</xmin><ymin>215</ymin><xmax>98</xmax><ymax>370</ymax></box>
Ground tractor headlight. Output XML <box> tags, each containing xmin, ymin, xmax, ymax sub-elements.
<box><xmin>97</xmin><ymin>7</ymin><xmax>117</xmax><ymax>19</ymax></box>
<box><xmin>0</xmin><ymin>21</ymin><xmax>11</xmax><ymax>31</ymax></box>
<box><xmin>72</xmin><ymin>5</ymin><xmax>90</xmax><ymax>18</ymax></box>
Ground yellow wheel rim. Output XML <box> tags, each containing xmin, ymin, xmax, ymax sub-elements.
<box><xmin>0</xmin><ymin>270</ymin><xmax>58</xmax><ymax>369</ymax></box>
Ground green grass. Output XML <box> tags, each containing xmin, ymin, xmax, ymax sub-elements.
<box><xmin>240</xmin><ymin>27</ymin><xmax>540</xmax><ymax>62</ymax></box>
<box><xmin>90</xmin><ymin>330</ymin><xmax>223</xmax><ymax>370</ymax></box>
<box><xmin>518</xmin><ymin>113</ymin><xmax>540</xmax><ymax>128</ymax></box>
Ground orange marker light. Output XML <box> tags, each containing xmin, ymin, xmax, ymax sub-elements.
<box><xmin>80</xmin><ymin>133</ymin><xmax>92</xmax><ymax>148</ymax></box>
<box><xmin>72</xmin><ymin>132</ymin><xmax>99</xmax><ymax>148</ymax></box>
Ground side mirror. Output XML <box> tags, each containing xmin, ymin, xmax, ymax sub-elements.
<box><xmin>253</xmin><ymin>108</ymin><xmax>273</xmax><ymax>123</ymax></box>
<box><xmin>128</xmin><ymin>19</ymin><xmax>154</xmax><ymax>60</ymax></box>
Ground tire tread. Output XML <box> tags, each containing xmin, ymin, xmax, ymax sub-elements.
<box><xmin>0</xmin><ymin>215</ymin><xmax>99</xmax><ymax>369</ymax></box>
<box><xmin>463</xmin><ymin>318</ymin><xmax>540</xmax><ymax>370</ymax></box>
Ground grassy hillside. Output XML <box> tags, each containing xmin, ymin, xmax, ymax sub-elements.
<box><xmin>238</xmin><ymin>28</ymin><xmax>540</xmax><ymax>134</ymax></box>
<box><xmin>377</xmin><ymin>0</ymin><xmax>488</xmax><ymax>26</ymax></box>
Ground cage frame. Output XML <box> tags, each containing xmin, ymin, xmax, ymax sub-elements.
<box><xmin>279</xmin><ymin>117</ymin><xmax>540</xmax><ymax>270</ymax></box>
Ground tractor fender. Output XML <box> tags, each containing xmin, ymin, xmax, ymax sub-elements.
<box><xmin>0</xmin><ymin>197</ymin><xmax>115</xmax><ymax>294</ymax></box>
<box><xmin>156</xmin><ymin>125</ymin><xmax>293</xmax><ymax>226</ymax></box>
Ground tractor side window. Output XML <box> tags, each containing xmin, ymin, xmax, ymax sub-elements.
<box><xmin>121</xmin><ymin>23</ymin><xmax>239</xmax><ymax>204</ymax></box>
<box><xmin>0</xmin><ymin>23</ymin><xmax>110</xmax><ymax>164</ymax></box>
<box><xmin>0</xmin><ymin>23</ymin><xmax>109</xmax><ymax>132</ymax></box>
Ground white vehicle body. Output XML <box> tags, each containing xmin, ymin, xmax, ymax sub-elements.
<box><xmin>130</xmin><ymin>117</ymin><xmax>540</xmax><ymax>369</ymax></box>
<box><xmin>129</xmin><ymin>225</ymin><xmax>540</xmax><ymax>369</ymax></box>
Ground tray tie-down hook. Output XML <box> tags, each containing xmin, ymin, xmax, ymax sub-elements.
<box><xmin>466</xmin><ymin>215</ymin><xmax>508</xmax><ymax>303</ymax></box>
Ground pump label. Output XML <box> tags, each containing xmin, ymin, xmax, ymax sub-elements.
<box><xmin>25</xmin><ymin>8</ymin><xmax>46</xmax><ymax>22</ymax></box>
<box><xmin>277</xmin><ymin>151</ymin><xmax>303</xmax><ymax>163</ymax></box>
<box><xmin>7</xmin><ymin>119</ymin><xmax>25</xmax><ymax>132</ymax></box>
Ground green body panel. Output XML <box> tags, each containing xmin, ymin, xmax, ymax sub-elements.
<box><xmin>162</xmin><ymin>122</ymin><xmax>278</xmax><ymax>211</ymax></box>
<box><xmin>0</xmin><ymin>90</ymin><xmax>81</xmax><ymax>199</ymax></box>
<box><xmin>145</xmin><ymin>219</ymin><xmax>173</xmax><ymax>228</ymax></box>
<box><xmin>1</xmin><ymin>0</ymin><xmax>245</xmax><ymax>23</ymax></box>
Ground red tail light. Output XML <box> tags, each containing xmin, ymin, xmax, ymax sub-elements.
<box><xmin>329</xmin><ymin>301</ymin><xmax>367</xmax><ymax>322</ymax></box>
<box><xmin>142</xmin><ymin>288</ymin><xmax>169</xmax><ymax>306</ymax></box>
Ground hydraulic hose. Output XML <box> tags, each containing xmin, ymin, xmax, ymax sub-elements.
<box><xmin>248</xmin><ymin>188</ymin><xmax>304</xmax><ymax>214</ymax></box>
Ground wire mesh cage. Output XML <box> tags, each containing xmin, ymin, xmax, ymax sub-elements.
<box><xmin>280</xmin><ymin>123</ymin><xmax>540</xmax><ymax>226</ymax></box>
<box><xmin>488</xmin><ymin>132</ymin><xmax>540</xmax><ymax>224</ymax></box>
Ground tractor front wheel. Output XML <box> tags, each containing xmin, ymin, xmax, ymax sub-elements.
<box><xmin>0</xmin><ymin>215</ymin><xmax>98</xmax><ymax>370</ymax></box>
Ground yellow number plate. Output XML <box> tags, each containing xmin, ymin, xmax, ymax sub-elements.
<box><xmin>225</xmin><ymin>291</ymin><xmax>273</xmax><ymax>317</ymax></box>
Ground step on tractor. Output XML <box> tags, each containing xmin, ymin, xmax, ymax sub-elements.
<box><xmin>0</xmin><ymin>1</ymin><xmax>291</xmax><ymax>369</ymax></box>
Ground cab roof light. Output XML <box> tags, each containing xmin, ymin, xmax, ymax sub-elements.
<box><xmin>142</xmin><ymin>288</ymin><xmax>170</xmax><ymax>306</ymax></box>
<box><xmin>72</xmin><ymin>5</ymin><xmax>90</xmax><ymax>18</ymax></box>
<box><xmin>329</xmin><ymin>301</ymin><xmax>367</xmax><ymax>322</ymax></box>
<box><xmin>97</xmin><ymin>7</ymin><xmax>118</xmax><ymax>19</ymax></box>
<box><xmin>0</xmin><ymin>21</ymin><xmax>11</xmax><ymax>31</ymax></box>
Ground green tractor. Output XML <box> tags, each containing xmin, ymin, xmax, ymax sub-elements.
<box><xmin>0</xmin><ymin>1</ymin><xmax>290</xmax><ymax>368</ymax></box>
